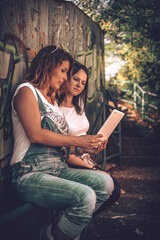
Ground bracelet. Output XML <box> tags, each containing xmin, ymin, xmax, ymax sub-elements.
<box><xmin>75</xmin><ymin>146</ymin><xmax>81</xmax><ymax>156</ymax></box>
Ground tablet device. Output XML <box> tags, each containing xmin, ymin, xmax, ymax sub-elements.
<box><xmin>97</xmin><ymin>109</ymin><xmax>124</xmax><ymax>140</ymax></box>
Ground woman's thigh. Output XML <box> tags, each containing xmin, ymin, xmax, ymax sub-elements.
<box><xmin>12</xmin><ymin>171</ymin><xmax>96</xmax><ymax>210</ymax></box>
<box><xmin>59</xmin><ymin>167</ymin><xmax>114</xmax><ymax>204</ymax></box>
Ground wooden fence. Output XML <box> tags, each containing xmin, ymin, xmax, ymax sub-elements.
<box><xmin>0</xmin><ymin>0</ymin><xmax>105</xmax><ymax>174</ymax></box>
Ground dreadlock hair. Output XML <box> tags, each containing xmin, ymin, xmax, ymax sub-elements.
<box><xmin>59</xmin><ymin>61</ymin><xmax>88</xmax><ymax>115</ymax></box>
<box><xmin>24</xmin><ymin>45</ymin><xmax>74</xmax><ymax>104</ymax></box>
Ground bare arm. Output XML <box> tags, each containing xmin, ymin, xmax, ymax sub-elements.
<box><xmin>13</xmin><ymin>87</ymin><xmax>102</xmax><ymax>148</ymax></box>
<box><xmin>66</xmin><ymin>154</ymin><xmax>93</xmax><ymax>168</ymax></box>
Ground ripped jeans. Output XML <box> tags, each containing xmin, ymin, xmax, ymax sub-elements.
<box><xmin>10</xmin><ymin>161</ymin><xmax>114</xmax><ymax>238</ymax></box>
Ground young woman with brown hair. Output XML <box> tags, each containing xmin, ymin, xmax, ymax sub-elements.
<box><xmin>10</xmin><ymin>46</ymin><xmax>114</xmax><ymax>240</ymax></box>
<box><xmin>59</xmin><ymin>61</ymin><xmax>120</xmax><ymax>222</ymax></box>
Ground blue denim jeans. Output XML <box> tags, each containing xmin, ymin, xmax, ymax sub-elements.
<box><xmin>11</xmin><ymin>163</ymin><xmax>114</xmax><ymax>238</ymax></box>
<box><xmin>10</xmin><ymin>89</ymin><xmax>114</xmax><ymax>238</ymax></box>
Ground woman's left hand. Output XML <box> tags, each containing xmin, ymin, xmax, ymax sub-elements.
<box><xmin>81</xmin><ymin>138</ymin><xmax>108</xmax><ymax>155</ymax></box>
<box><xmin>94</xmin><ymin>138</ymin><xmax>108</xmax><ymax>154</ymax></box>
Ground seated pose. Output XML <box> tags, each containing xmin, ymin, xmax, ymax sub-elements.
<box><xmin>59</xmin><ymin>61</ymin><xmax>105</xmax><ymax>168</ymax></box>
<box><xmin>59</xmin><ymin>61</ymin><xmax>121</xmax><ymax>218</ymax></box>
<box><xmin>10</xmin><ymin>45</ymin><xmax>114</xmax><ymax>240</ymax></box>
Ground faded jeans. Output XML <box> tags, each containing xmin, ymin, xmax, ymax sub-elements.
<box><xmin>10</xmin><ymin>163</ymin><xmax>114</xmax><ymax>238</ymax></box>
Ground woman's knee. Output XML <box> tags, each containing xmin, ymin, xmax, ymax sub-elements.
<box><xmin>76</xmin><ymin>185</ymin><xmax>96</xmax><ymax>213</ymax></box>
<box><xmin>96</xmin><ymin>171</ymin><xmax>114</xmax><ymax>197</ymax></box>
<box><xmin>104</xmin><ymin>173</ymin><xmax>114</xmax><ymax>196</ymax></box>
<box><xmin>65</xmin><ymin>185</ymin><xmax>96</xmax><ymax>226</ymax></box>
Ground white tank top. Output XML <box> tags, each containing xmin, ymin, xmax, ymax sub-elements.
<box><xmin>60</xmin><ymin>106</ymin><xmax>89</xmax><ymax>136</ymax></box>
<box><xmin>10</xmin><ymin>82</ymin><xmax>64</xmax><ymax>166</ymax></box>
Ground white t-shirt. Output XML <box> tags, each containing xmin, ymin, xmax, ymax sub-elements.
<box><xmin>10</xmin><ymin>82</ymin><xmax>65</xmax><ymax>166</ymax></box>
<box><xmin>60</xmin><ymin>106</ymin><xmax>89</xmax><ymax>136</ymax></box>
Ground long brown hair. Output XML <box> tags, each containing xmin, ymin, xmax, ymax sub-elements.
<box><xmin>59</xmin><ymin>61</ymin><xmax>88</xmax><ymax>114</ymax></box>
<box><xmin>24</xmin><ymin>45</ymin><xmax>74</xmax><ymax>103</ymax></box>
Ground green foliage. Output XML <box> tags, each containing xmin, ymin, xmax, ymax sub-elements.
<box><xmin>73</xmin><ymin>0</ymin><xmax>160</xmax><ymax>116</ymax></box>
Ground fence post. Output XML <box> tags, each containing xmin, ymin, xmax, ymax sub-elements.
<box><xmin>142</xmin><ymin>91</ymin><xmax>145</xmax><ymax>119</ymax></box>
<box><xmin>118</xmin><ymin>122</ymin><xmax>122</xmax><ymax>163</ymax></box>
<box><xmin>102</xmin><ymin>103</ymin><xmax>107</xmax><ymax>168</ymax></box>
<box><xmin>134</xmin><ymin>82</ymin><xmax>137</xmax><ymax>110</ymax></box>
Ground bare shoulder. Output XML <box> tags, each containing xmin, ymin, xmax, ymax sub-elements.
<box><xmin>13</xmin><ymin>85</ymin><xmax>38</xmax><ymax>111</ymax></box>
<box><xmin>15</xmin><ymin>85</ymin><xmax>35</xmax><ymax>99</ymax></box>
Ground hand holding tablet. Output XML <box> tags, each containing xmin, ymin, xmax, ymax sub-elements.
<box><xmin>97</xmin><ymin>109</ymin><xmax>124</xmax><ymax>141</ymax></box>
